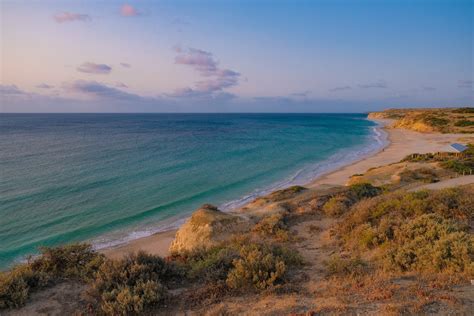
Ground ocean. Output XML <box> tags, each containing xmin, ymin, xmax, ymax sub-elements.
<box><xmin>0</xmin><ymin>113</ymin><xmax>386</xmax><ymax>269</ymax></box>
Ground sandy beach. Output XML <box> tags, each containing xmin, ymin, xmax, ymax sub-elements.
<box><xmin>102</xmin><ymin>119</ymin><xmax>473</xmax><ymax>259</ymax></box>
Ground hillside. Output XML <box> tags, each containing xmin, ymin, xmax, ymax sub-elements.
<box><xmin>368</xmin><ymin>107</ymin><xmax>474</xmax><ymax>133</ymax></box>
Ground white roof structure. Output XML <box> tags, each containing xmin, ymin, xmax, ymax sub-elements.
<box><xmin>444</xmin><ymin>143</ymin><xmax>468</xmax><ymax>153</ymax></box>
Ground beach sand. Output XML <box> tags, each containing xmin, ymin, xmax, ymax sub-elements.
<box><xmin>102</xmin><ymin>119</ymin><xmax>473</xmax><ymax>259</ymax></box>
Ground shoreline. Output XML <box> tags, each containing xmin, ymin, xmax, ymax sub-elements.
<box><xmin>101</xmin><ymin>119</ymin><xmax>470</xmax><ymax>259</ymax></box>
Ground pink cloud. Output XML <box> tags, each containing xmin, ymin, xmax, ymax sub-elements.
<box><xmin>173</xmin><ymin>47</ymin><xmax>240</xmax><ymax>96</ymax></box>
<box><xmin>54</xmin><ymin>12</ymin><xmax>91</xmax><ymax>23</ymax></box>
<box><xmin>121</xmin><ymin>4</ymin><xmax>140</xmax><ymax>17</ymax></box>
<box><xmin>77</xmin><ymin>62</ymin><xmax>112</xmax><ymax>74</ymax></box>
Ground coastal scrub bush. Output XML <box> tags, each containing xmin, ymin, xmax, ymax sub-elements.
<box><xmin>88</xmin><ymin>251</ymin><xmax>177</xmax><ymax>315</ymax></box>
<box><xmin>226</xmin><ymin>243</ymin><xmax>289</xmax><ymax>290</ymax></box>
<box><xmin>267</xmin><ymin>185</ymin><xmax>307</xmax><ymax>202</ymax></box>
<box><xmin>384</xmin><ymin>214</ymin><xmax>474</xmax><ymax>274</ymax></box>
<box><xmin>0</xmin><ymin>243</ymin><xmax>104</xmax><ymax>309</ymax></box>
<box><xmin>226</xmin><ymin>243</ymin><xmax>302</xmax><ymax>290</ymax></box>
<box><xmin>337</xmin><ymin>185</ymin><xmax>474</xmax><ymax>255</ymax></box>
<box><xmin>322</xmin><ymin>195</ymin><xmax>352</xmax><ymax>216</ymax></box>
<box><xmin>347</xmin><ymin>183</ymin><xmax>383</xmax><ymax>200</ymax></box>
<box><xmin>182</xmin><ymin>246</ymin><xmax>238</xmax><ymax>282</ymax></box>
<box><xmin>31</xmin><ymin>243</ymin><xmax>104</xmax><ymax>280</ymax></box>
<box><xmin>322</xmin><ymin>183</ymin><xmax>382</xmax><ymax>217</ymax></box>
<box><xmin>252</xmin><ymin>213</ymin><xmax>289</xmax><ymax>241</ymax></box>
<box><xmin>454</xmin><ymin>120</ymin><xmax>474</xmax><ymax>127</ymax></box>
<box><xmin>399</xmin><ymin>168</ymin><xmax>439</xmax><ymax>183</ymax></box>
<box><xmin>325</xmin><ymin>255</ymin><xmax>367</xmax><ymax>276</ymax></box>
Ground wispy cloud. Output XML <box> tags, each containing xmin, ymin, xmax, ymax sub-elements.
<box><xmin>290</xmin><ymin>90</ymin><xmax>311</xmax><ymax>97</ymax></box>
<box><xmin>421</xmin><ymin>86</ymin><xmax>436</xmax><ymax>91</ymax></box>
<box><xmin>358</xmin><ymin>80</ymin><xmax>388</xmax><ymax>89</ymax></box>
<box><xmin>329</xmin><ymin>86</ymin><xmax>351</xmax><ymax>92</ymax></box>
<box><xmin>0</xmin><ymin>84</ymin><xmax>29</xmax><ymax>96</ymax></box>
<box><xmin>53</xmin><ymin>12</ymin><xmax>91</xmax><ymax>23</ymax></box>
<box><xmin>120</xmin><ymin>62</ymin><xmax>131</xmax><ymax>68</ymax></box>
<box><xmin>458</xmin><ymin>80</ymin><xmax>472</xmax><ymax>89</ymax></box>
<box><xmin>36</xmin><ymin>83</ymin><xmax>54</xmax><ymax>89</ymax></box>
<box><xmin>115</xmin><ymin>82</ymin><xmax>128</xmax><ymax>88</ymax></box>
<box><xmin>65</xmin><ymin>80</ymin><xmax>142</xmax><ymax>101</ymax></box>
<box><xmin>120</xmin><ymin>4</ymin><xmax>140</xmax><ymax>17</ymax></box>
<box><xmin>77</xmin><ymin>62</ymin><xmax>112</xmax><ymax>74</ymax></box>
<box><xmin>173</xmin><ymin>47</ymin><xmax>241</xmax><ymax>97</ymax></box>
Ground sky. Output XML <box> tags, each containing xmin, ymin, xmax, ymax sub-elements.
<box><xmin>0</xmin><ymin>0</ymin><xmax>473</xmax><ymax>113</ymax></box>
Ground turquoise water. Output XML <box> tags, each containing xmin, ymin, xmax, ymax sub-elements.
<box><xmin>0</xmin><ymin>113</ymin><xmax>384</xmax><ymax>269</ymax></box>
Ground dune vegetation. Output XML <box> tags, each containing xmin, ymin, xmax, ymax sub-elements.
<box><xmin>368</xmin><ymin>107</ymin><xmax>474</xmax><ymax>133</ymax></box>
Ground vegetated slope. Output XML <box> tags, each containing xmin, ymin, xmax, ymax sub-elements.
<box><xmin>368</xmin><ymin>107</ymin><xmax>474</xmax><ymax>133</ymax></box>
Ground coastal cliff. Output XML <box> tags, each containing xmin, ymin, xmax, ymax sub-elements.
<box><xmin>368</xmin><ymin>107</ymin><xmax>474</xmax><ymax>133</ymax></box>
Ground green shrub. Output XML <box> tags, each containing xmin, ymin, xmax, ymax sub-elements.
<box><xmin>31</xmin><ymin>243</ymin><xmax>104</xmax><ymax>280</ymax></box>
<box><xmin>423</xmin><ymin>115</ymin><xmax>449</xmax><ymax>127</ymax></box>
<box><xmin>0</xmin><ymin>244</ymin><xmax>104</xmax><ymax>309</ymax></box>
<box><xmin>183</xmin><ymin>246</ymin><xmax>238</xmax><ymax>281</ymax></box>
<box><xmin>325</xmin><ymin>255</ymin><xmax>367</xmax><ymax>276</ymax></box>
<box><xmin>89</xmin><ymin>251</ymin><xmax>175</xmax><ymax>315</ymax></box>
<box><xmin>385</xmin><ymin>214</ymin><xmax>473</xmax><ymax>274</ymax></box>
<box><xmin>452</xmin><ymin>107</ymin><xmax>474</xmax><ymax>114</ymax></box>
<box><xmin>322</xmin><ymin>195</ymin><xmax>351</xmax><ymax>216</ymax></box>
<box><xmin>399</xmin><ymin>168</ymin><xmax>439</xmax><ymax>183</ymax></box>
<box><xmin>348</xmin><ymin>183</ymin><xmax>382</xmax><ymax>200</ymax></box>
<box><xmin>454</xmin><ymin>120</ymin><xmax>474</xmax><ymax>127</ymax></box>
<box><xmin>322</xmin><ymin>183</ymin><xmax>382</xmax><ymax>217</ymax></box>
<box><xmin>226</xmin><ymin>243</ymin><xmax>302</xmax><ymax>290</ymax></box>
<box><xmin>252</xmin><ymin>213</ymin><xmax>289</xmax><ymax>241</ymax></box>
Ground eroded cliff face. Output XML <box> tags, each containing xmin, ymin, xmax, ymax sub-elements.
<box><xmin>169</xmin><ymin>204</ymin><xmax>250</xmax><ymax>254</ymax></box>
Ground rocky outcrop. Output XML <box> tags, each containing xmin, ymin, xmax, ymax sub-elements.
<box><xmin>169</xmin><ymin>204</ymin><xmax>249</xmax><ymax>254</ymax></box>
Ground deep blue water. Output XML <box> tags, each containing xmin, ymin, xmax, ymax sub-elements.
<box><xmin>0</xmin><ymin>113</ymin><xmax>383</xmax><ymax>269</ymax></box>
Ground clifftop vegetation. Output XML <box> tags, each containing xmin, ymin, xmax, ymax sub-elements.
<box><xmin>368</xmin><ymin>107</ymin><xmax>474</xmax><ymax>133</ymax></box>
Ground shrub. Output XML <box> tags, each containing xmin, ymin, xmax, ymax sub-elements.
<box><xmin>322</xmin><ymin>183</ymin><xmax>382</xmax><ymax>217</ymax></box>
<box><xmin>183</xmin><ymin>246</ymin><xmax>238</xmax><ymax>282</ymax></box>
<box><xmin>322</xmin><ymin>195</ymin><xmax>351</xmax><ymax>216</ymax></box>
<box><xmin>454</xmin><ymin>120</ymin><xmax>474</xmax><ymax>127</ymax></box>
<box><xmin>325</xmin><ymin>255</ymin><xmax>367</xmax><ymax>276</ymax></box>
<box><xmin>88</xmin><ymin>251</ymin><xmax>176</xmax><ymax>315</ymax></box>
<box><xmin>452</xmin><ymin>107</ymin><xmax>474</xmax><ymax>114</ymax></box>
<box><xmin>226</xmin><ymin>243</ymin><xmax>302</xmax><ymax>291</ymax></box>
<box><xmin>399</xmin><ymin>168</ymin><xmax>439</xmax><ymax>183</ymax></box>
<box><xmin>31</xmin><ymin>243</ymin><xmax>104</xmax><ymax>280</ymax></box>
<box><xmin>347</xmin><ymin>183</ymin><xmax>382</xmax><ymax>200</ymax></box>
<box><xmin>385</xmin><ymin>214</ymin><xmax>473</xmax><ymax>274</ymax></box>
<box><xmin>252</xmin><ymin>213</ymin><xmax>289</xmax><ymax>241</ymax></box>
<box><xmin>423</xmin><ymin>115</ymin><xmax>449</xmax><ymax>127</ymax></box>
<box><xmin>0</xmin><ymin>243</ymin><xmax>104</xmax><ymax>309</ymax></box>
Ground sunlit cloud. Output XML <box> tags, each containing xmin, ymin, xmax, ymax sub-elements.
<box><xmin>120</xmin><ymin>4</ymin><xmax>140</xmax><ymax>17</ymax></box>
<box><xmin>77</xmin><ymin>62</ymin><xmax>112</xmax><ymax>74</ymax></box>
<box><xmin>53</xmin><ymin>12</ymin><xmax>91</xmax><ymax>23</ymax></box>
